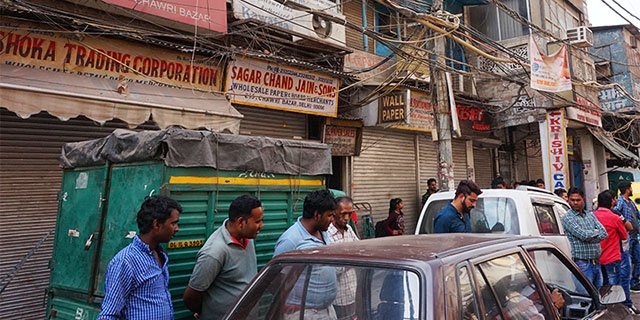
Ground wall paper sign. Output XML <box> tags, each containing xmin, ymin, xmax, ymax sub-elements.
<box><xmin>378</xmin><ymin>90</ymin><xmax>408</xmax><ymax>123</ymax></box>
<box><xmin>545</xmin><ymin>110</ymin><xmax>569</xmax><ymax>190</ymax></box>
<box><xmin>225</xmin><ymin>57</ymin><xmax>338</xmax><ymax>117</ymax></box>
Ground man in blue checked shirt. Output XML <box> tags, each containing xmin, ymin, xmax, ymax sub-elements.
<box><xmin>615</xmin><ymin>181</ymin><xmax>640</xmax><ymax>292</ymax></box>
<box><xmin>561</xmin><ymin>187</ymin><xmax>608</xmax><ymax>290</ymax></box>
<box><xmin>98</xmin><ymin>196</ymin><xmax>182</xmax><ymax>320</ymax></box>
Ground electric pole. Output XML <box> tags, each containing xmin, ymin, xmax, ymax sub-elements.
<box><xmin>431</xmin><ymin>0</ymin><xmax>455</xmax><ymax>191</ymax></box>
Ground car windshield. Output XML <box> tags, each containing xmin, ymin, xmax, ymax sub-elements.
<box><xmin>419</xmin><ymin>198</ymin><xmax>519</xmax><ymax>234</ymax></box>
<box><xmin>227</xmin><ymin>262</ymin><xmax>421</xmax><ymax>320</ymax></box>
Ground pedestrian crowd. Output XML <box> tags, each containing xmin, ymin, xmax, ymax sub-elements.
<box><xmin>96</xmin><ymin>179</ymin><xmax>640</xmax><ymax>319</ymax></box>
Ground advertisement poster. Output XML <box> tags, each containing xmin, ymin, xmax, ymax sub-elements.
<box><xmin>530</xmin><ymin>36</ymin><xmax>572</xmax><ymax>93</ymax></box>
<box><xmin>0</xmin><ymin>25</ymin><xmax>223</xmax><ymax>91</ymax></box>
<box><xmin>225</xmin><ymin>57</ymin><xmax>338</xmax><ymax>117</ymax></box>
<box><xmin>545</xmin><ymin>110</ymin><xmax>569</xmax><ymax>190</ymax></box>
<box><xmin>394</xmin><ymin>90</ymin><xmax>435</xmax><ymax>132</ymax></box>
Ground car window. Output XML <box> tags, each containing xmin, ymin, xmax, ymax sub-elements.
<box><xmin>420</xmin><ymin>198</ymin><xmax>519</xmax><ymax>235</ymax></box>
<box><xmin>419</xmin><ymin>199</ymin><xmax>450</xmax><ymax>233</ymax></box>
<box><xmin>470</xmin><ymin>198</ymin><xmax>519</xmax><ymax>234</ymax></box>
<box><xmin>457</xmin><ymin>265</ymin><xmax>480</xmax><ymax>320</ymax></box>
<box><xmin>475</xmin><ymin>253</ymin><xmax>551</xmax><ymax>320</ymax></box>
<box><xmin>553</xmin><ymin>203</ymin><xmax>570</xmax><ymax>220</ymax></box>
<box><xmin>533</xmin><ymin>204</ymin><xmax>560</xmax><ymax>235</ymax></box>
<box><xmin>527</xmin><ymin>249</ymin><xmax>596</xmax><ymax>319</ymax></box>
<box><xmin>230</xmin><ymin>263</ymin><xmax>420</xmax><ymax>320</ymax></box>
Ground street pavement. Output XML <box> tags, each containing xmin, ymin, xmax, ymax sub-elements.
<box><xmin>633</xmin><ymin>292</ymin><xmax>640</xmax><ymax>306</ymax></box>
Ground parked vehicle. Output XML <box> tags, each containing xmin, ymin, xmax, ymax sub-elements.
<box><xmin>223</xmin><ymin>234</ymin><xmax>634</xmax><ymax>320</ymax></box>
<box><xmin>415</xmin><ymin>186</ymin><xmax>572</xmax><ymax>256</ymax></box>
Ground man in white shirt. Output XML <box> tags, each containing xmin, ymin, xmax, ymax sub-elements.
<box><xmin>327</xmin><ymin>197</ymin><xmax>359</xmax><ymax>320</ymax></box>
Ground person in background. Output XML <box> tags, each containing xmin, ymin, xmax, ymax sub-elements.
<box><xmin>593</xmin><ymin>191</ymin><xmax>627</xmax><ymax>287</ymax></box>
<box><xmin>433</xmin><ymin>180</ymin><xmax>483</xmax><ymax>233</ymax></box>
<box><xmin>512</xmin><ymin>181</ymin><xmax>521</xmax><ymax>189</ymax></box>
<box><xmin>385</xmin><ymin>198</ymin><xmax>405</xmax><ymax>236</ymax></box>
<box><xmin>183</xmin><ymin>195</ymin><xmax>264</xmax><ymax>320</ymax></box>
<box><xmin>615</xmin><ymin>181</ymin><xmax>640</xmax><ymax>293</ymax></box>
<box><xmin>491</xmin><ymin>176</ymin><xmax>507</xmax><ymax>189</ymax></box>
<box><xmin>99</xmin><ymin>196</ymin><xmax>182</xmax><ymax>320</ymax></box>
<box><xmin>421</xmin><ymin>178</ymin><xmax>439</xmax><ymax>207</ymax></box>
<box><xmin>327</xmin><ymin>197</ymin><xmax>359</xmax><ymax>320</ymax></box>
<box><xmin>609</xmin><ymin>190</ymin><xmax>638</xmax><ymax>312</ymax></box>
<box><xmin>561</xmin><ymin>188</ymin><xmax>608</xmax><ymax>289</ymax></box>
<box><xmin>554</xmin><ymin>188</ymin><xmax>568</xmax><ymax>202</ymax></box>
<box><xmin>535</xmin><ymin>179</ymin><xmax>545</xmax><ymax>189</ymax></box>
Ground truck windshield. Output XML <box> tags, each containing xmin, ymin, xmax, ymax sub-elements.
<box><xmin>226</xmin><ymin>263</ymin><xmax>421</xmax><ymax>320</ymax></box>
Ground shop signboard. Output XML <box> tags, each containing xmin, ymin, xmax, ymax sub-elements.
<box><xmin>0</xmin><ymin>25</ymin><xmax>223</xmax><ymax>91</ymax></box>
<box><xmin>457</xmin><ymin>104</ymin><xmax>491</xmax><ymax>137</ymax></box>
<box><xmin>545</xmin><ymin>110</ymin><xmax>569</xmax><ymax>190</ymax></box>
<box><xmin>343</xmin><ymin>50</ymin><xmax>395</xmax><ymax>84</ymax></box>
<box><xmin>323</xmin><ymin>125</ymin><xmax>359</xmax><ymax>156</ymax></box>
<box><xmin>394</xmin><ymin>90</ymin><xmax>435</xmax><ymax>132</ymax></box>
<box><xmin>378</xmin><ymin>90</ymin><xmax>408</xmax><ymax>124</ymax></box>
<box><xmin>566</xmin><ymin>96</ymin><xmax>603</xmax><ymax>127</ymax></box>
<box><xmin>225</xmin><ymin>57</ymin><xmax>339</xmax><ymax>117</ymax></box>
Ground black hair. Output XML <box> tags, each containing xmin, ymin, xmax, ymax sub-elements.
<box><xmin>229</xmin><ymin>195</ymin><xmax>262</xmax><ymax>221</ymax></box>
<box><xmin>455</xmin><ymin>180</ymin><xmax>483</xmax><ymax>198</ymax></box>
<box><xmin>302</xmin><ymin>189</ymin><xmax>336</xmax><ymax>219</ymax></box>
<box><xmin>597</xmin><ymin>190</ymin><xmax>614</xmax><ymax>209</ymax></box>
<box><xmin>389</xmin><ymin>198</ymin><xmax>403</xmax><ymax>211</ymax></box>
<box><xmin>137</xmin><ymin>196</ymin><xmax>182</xmax><ymax>234</ymax></box>
<box><xmin>567</xmin><ymin>187</ymin><xmax>585</xmax><ymax>199</ymax></box>
<box><xmin>528</xmin><ymin>180</ymin><xmax>536</xmax><ymax>186</ymax></box>
<box><xmin>619</xmin><ymin>181</ymin><xmax>632</xmax><ymax>195</ymax></box>
<box><xmin>427</xmin><ymin>178</ymin><xmax>437</xmax><ymax>185</ymax></box>
<box><xmin>335</xmin><ymin>196</ymin><xmax>353</xmax><ymax>205</ymax></box>
<box><xmin>491</xmin><ymin>176</ymin><xmax>505</xmax><ymax>189</ymax></box>
<box><xmin>536</xmin><ymin>178</ymin><xmax>545</xmax><ymax>184</ymax></box>
<box><xmin>553</xmin><ymin>188</ymin><xmax>567</xmax><ymax>197</ymax></box>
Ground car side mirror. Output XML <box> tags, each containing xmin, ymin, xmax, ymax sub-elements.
<box><xmin>598</xmin><ymin>285</ymin><xmax>625</xmax><ymax>305</ymax></box>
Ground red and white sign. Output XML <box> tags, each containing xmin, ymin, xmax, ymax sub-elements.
<box><xmin>545</xmin><ymin>110</ymin><xmax>569</xmax><ymax>190</ymax></box>
<box><xmin>101</xmin><ymin>0</ymin><xmax>227</xmax><ymax>33</ymax></box>
<box><xmin>566</xmin><ymin>96</ymin><xmax>603</xmax><ymax>127</ymax></box>
<box><xmin>530</xmin><ymin>36</ymin><xmax>572</xmax><ymax>93</ymax></box>
<box><xmin>225</xmin><ymin>57</ymin><xmax>338</xmax><ymax>117</ymax></box>
<box><xmin>394</xmin><ymin>90</ymin><xmax>435</xmax><ymax>132</ymax></box>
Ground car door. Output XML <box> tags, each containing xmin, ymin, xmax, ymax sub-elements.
<box><xmin>523</xmin><ymin>246</ymin><xmax>637</xmax><ymax>320</ymax></box>
<box><xmin>470</xmin><ymin>252</ymin><xmax>558</xmax><ymax>320</ymax></box>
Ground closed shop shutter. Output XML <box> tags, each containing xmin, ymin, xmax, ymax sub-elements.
<box><xmin>452</xmin><ymin>139</ymin><xmax>468</xmax><ymax>184</ymax></box>
<box><xmin>418</xmin><ymin>133</ymin><xmax>438</xmax><ymax>195</ymax></box>
<box><xmin>474</xmin><ymin>147</ymin><xmax>494</xmax><ymax>189</ymax></box>
<box><xmin>352</xmin><ymin>128</ymin><xmax>419</xmax><ymax>233</ymax></box>
<box><xmin>0</xmin><ymin>109</ymin><xmax>157</xmax><ymax>319</ymax></box>
<box><xmin>235</xmin><ymin>105</ymin><xmax>307</xmax><ymax>139</ymax></box>
<box><xmin>343</xmin><ymin>0</ymin><xmax>364</xmax><ymax>51</ymax></box>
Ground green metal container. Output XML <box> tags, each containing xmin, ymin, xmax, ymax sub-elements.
<box><xmin>47</xmin><ymin>129</ymin><xmax>331</xmax><ymax>319</ymax></box>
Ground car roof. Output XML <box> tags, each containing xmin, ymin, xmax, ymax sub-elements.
<box><xmin>272</xmin><ymin>234</ymin><xmax>551</xmax><ymax>266</ymax></box>
<box><xmin>427</xmin><ymin>188</ymin><xmax>562</xmax><ymax>202</ymax></box>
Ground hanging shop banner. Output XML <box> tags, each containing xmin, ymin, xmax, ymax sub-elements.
<box><xmin>530</xmin><ymin>36</ymin><xmax>572</xmax><ymax>93</ymax></box>
<box><xmin>0</xmin><ymin>25</ymin><xmax>223</xmax><ymax>91</ymax></box>
<box><xmin>100</xmin><ymin>0</ymin><xmax>227</xmax><ymax>32</ymax></box>
<box><xmin>394</xmin><ymin>90</ymin><xmax>435</xmax><ymax>132</ymax></box>
<box><xmin>323</xmin><ymin>125</ymin><xmax>359</xmax><ymax>156</ymax></box>
<box><xmin>545</xmin><ymin>110</ymin><xmax>570</xmax><ymax>190</ymax></box>
<box><xmin>378</xmin><ymin>90</ymin><xmax>408</xmax><ymax>124</ymax></box>
<box><xmin>225</xmin><ymin>57</ymin><xmax>339</xmax><ymax>117</ymax></box>
<box><xmin>566</xmin><ymin>96</ymin><xmax>603</xmax><ymax>127</ymax></box>
<box><xmin>457</xmin><ymin>104</ymin><xmax>492</xmax><ymax>136</ymax></box>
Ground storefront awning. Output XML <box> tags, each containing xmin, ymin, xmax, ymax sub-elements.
<box><xmin>588</xmin><ymin>126</ymin><xmax>640</xmax><ymax>167</ymax></box>
<box><xmin>0</xmin><ymin>65</ymin><xmax>243</xmax><ymax>133</ymax></box>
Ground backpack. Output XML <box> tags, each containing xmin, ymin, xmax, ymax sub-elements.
<box><xmin>375</xmin><ymin>218</ymin><xmax>389</xmax><ymax>238</ymax></box>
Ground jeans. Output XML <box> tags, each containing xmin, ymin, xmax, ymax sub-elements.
<box><xmin>630</xmin><ymin>238</ymin><xmax>640</xmax><ymax>288</ymax></box>
<box><xmin>621</xmin><ymin>251</ymin><xmax>633</xmax><ymax>307</ymax></box>
<box><xmin>603</xmin><ymin>260</ymin><xmax>622</xmax><ymax>285</ymax></box>
<box><xmin>575</xmin><ymin>260</ymin><xmax>603</xmax><ymax>290</ymax></box>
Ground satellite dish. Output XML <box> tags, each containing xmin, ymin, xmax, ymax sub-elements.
<box><xmin>312</xmin><ymin>14</ymin><xmax>332</xmax><ymax>39</ymax></box>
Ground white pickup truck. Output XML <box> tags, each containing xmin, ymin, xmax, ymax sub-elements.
<box><xmin>415</xmin><ymin>186</ymin><xmax>572</xmax><ymax>257</ymax></box>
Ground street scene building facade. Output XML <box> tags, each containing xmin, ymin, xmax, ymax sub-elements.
<box><xmin>0</xmin><ymin>0</ymin><xmax>639</xmax><ymax>318</ymax></box>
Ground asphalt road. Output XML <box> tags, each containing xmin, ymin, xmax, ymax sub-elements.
<box><xmin>633</xmin><ymin>292</ymin><xmax>640</xmax><ymax>307</ymax></box>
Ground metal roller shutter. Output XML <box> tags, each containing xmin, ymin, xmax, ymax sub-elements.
<box><xmin>452</xmin><ymin>139</ymin><xmax>468</xmax><ymax>184</ymax></box>
<box><xmin>352</xmin><ymin>128</ymin><xmax>418</xmax><ymax>233</ymax></box>
<box><xmin>474</xmin><ymin>147</ymin><xmax>494</xmax><ymax>189</ymax></box>
<box><xmin>235</xmin><ymin>105</ymin><xmax>307</xmax><ymax>139</ymax></box>
<box><xmin>0</xmin><ymin>109</ymin><xmax>157</xmax><ymax>319</ymax></box>
<box><xmin>343</xmin><ymin>0</ymin><xmax>364</xmax><ymax>51</ymax></box>
<box><xmin>418</xmin><ymin>133</ymin><xmax>438</xmax><ymax>194</ymax></box>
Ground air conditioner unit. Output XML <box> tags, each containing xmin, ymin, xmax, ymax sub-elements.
<box><xmin>565</xmin><ymin>26</ymin><xmax>593</xmax><ymax>47</ymax></box>
<box><xmin>293</xmin><ymin>12</ymin><xmax>347</xmax><ymax>47</ymax></box>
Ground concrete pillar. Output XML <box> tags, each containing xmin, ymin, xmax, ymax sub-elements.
<box><xmin>579</xmin><ymin>132</ymin><xmax>599</xmax><ymax>211</ymax></box>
